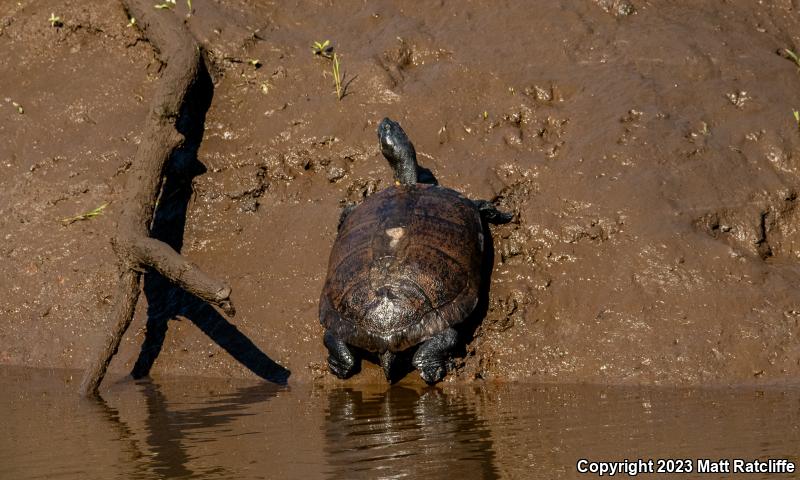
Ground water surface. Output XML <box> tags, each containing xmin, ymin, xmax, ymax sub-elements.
<box><xmin>2</xmin><ymin>367</ymin><xmax>798</xmax><ymax>479</ymax></box>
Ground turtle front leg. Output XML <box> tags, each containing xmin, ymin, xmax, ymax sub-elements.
<box><xmin>412</xmin><ymin>327</ymin><xmax>459</xmax><ymax>384</ymax></box>
<box><xmin>472</xmin><ymin>199</ymin><xmax>514</xmax><ymax>224</ymax></box>
<box><xmin>324</xmin><ymin>330</ymin><xmax>357</xmax><ymax>379</ymax></box>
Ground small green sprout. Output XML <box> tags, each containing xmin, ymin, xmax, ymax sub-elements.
<box><xmin>332</xmin><ymin>53</ymin><xmax>343</xmax><ymax>100</ymax></box>
<box><xmin>187</xmin><ymin>0</ymin><xmax>192</xmax><ymax>11</ymax></box>
<box><xmin>61</xmin><ymin>203</ymin><xmax>108</xmax><ymax>226</ymax></box>
<box><xmin>48</xmin><ymin>13</ymin><xmax>62</xmax><ymax>28</ymax></box>
<box><xmin>311</xmin><ymin>40</ymin><xmax>347</xmax><ymax>100</ymax></box>
<box><xmin>126</xmin><ymin>16</ymin><xmax>136</xmax><ymax>27</ymax></box>
<box><xmin>12</xmin><ymin>101</ymin><xmax>23</xmax><ymax>114</ymax></box>
<box><xmin>248</xmin><ymin>58</ymin><xmax>262</xmax><ymax>69</ymax></box>
<box><xmin>154</xmin><ymin>0</ymin><xmax>176</xmax><ymax>10</ymax></box>
<box><xmin>483</xmin><ymin>111</ymin><xmax>488</xmax><ymax>120</ymax></box>
<box><xmin>784</xmin><ymin>48</ymin><xmax>800</xmax><ymax>69</ymax></box>
<box><xmin>794</xmin><ymin>110</ymin><xmax>800</xmax><ymax>130</ymax></box>
<box><xmin>311</xmin><ymin>40</ymin><xmax>333</xmax><ymax>59</ymax></box>
<box><xmin>260</xmin><ymin>81</ymin><xmax>272</xmax><ymax>94</ymax></box>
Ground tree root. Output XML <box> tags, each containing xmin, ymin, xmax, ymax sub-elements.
<box><xmin>79</xmin><ymin>0</ymin><xmax>234</xmax><ymax>397</ymax></box>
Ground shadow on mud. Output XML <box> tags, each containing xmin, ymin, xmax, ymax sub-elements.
<box><xmin>454</xmin><ymin>210</ymin><xmax>502</xmax><ymax>366</ymax></box>
<box><xmin>130</xmin><ymin>60</ymin><xmax>289</xmax><ymax>384</ymax></box>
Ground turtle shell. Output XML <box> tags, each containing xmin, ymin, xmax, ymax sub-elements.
<box><xmin>320</xmin><ymin>183</ymin><xmax>484</xmax><ymax>352</ymax></box>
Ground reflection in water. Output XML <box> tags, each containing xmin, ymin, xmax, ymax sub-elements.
<box><xmin>98</xmin><ymin>378</ymin><xmax>284</xmax><ymax>479</ymax></box>
<box><xmin>137</xmin><ymin>381</ymin><xmax>193</xmax><ymax>478</ymax></box>
<box><xmin>325</xmin><ymin>387</ymin><xmax>499</xmax><ymax>479</ymax></box>
<box><xmin>138</xmin><ymin>380</ymin><xmax>283</xmax><ymax>478</ymax></box>
<box><xmin>3</xmin><ymin>367</ymin><xmax>800</xmax><ymax>479</ymax></box>
<box><xmin>84</xmin><ymin>391</ymin><xmax>151</xmax><ymax>479</ymax></box>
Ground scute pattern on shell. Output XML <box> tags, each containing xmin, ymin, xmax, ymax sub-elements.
<box><xmin>320</xmin><ymin>184</ymin><xmax>483</xmax><ymax>352</ymax></box>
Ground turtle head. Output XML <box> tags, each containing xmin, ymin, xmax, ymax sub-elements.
<box><xmin>378</xmin><ymin>117</ymin><xmax>418</xmax><ymax>186</ymax></box>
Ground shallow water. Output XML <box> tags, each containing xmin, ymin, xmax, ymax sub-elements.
<box><xmin>2</xmin><ymin>367</ymin><xmax>799</xmax><ymax>479</ymax></box>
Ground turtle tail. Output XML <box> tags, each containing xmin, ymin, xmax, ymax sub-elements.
<box><xmin>380</xmin><ymin>350</ymin><xmax>396</xmax><ymax>382</ymax></box>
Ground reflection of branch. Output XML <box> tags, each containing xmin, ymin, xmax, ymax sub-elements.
<box><xmin>140</xmin><ymin>381</ymin><xmax>194</xmax><ymax>478</ymax></box>
<box><xmin>80</xmin><ymin>0</ymin><xmax>234</xmax><ymax>397</ymax></box>
<box><xmin>86</xmin><ymin>394</ymin><xmax>149</xmax><ymax>478</ymax></box>
<box><xmin>87</xmin><ymin>379</ymin><xmax>285</xmax><ymax>477</ymax></box>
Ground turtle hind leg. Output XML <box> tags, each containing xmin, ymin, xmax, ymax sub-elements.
<box><xmin>412</xmin><ymin>328</ymin><xmax>459</xmax><ymax>384</ymax></box>
<box><xmin>324</xmin><ymin>331</ymin><xmax>357</xmax><ymax>379</ymax></box>
<box><xmin>337</xmin><ymin>203</ymin><xmax>357</xmax><ymax>231</ymax></box>
<box><xmin>472</xmin><ymin>199</ymin><xmax>514</xmax><ymax>224</ymax></box>
<box><xmin>380</xmin><ymin>350</ymin><xmax>397</xmax><ymax>383</ymax></box>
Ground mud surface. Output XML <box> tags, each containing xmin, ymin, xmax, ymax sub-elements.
<box><xmin>3</xmin><ymin>1</ymin><xmax>800</xmax><ymax>386</ymax></box>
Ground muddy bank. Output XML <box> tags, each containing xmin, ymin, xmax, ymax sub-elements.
<box><xmin>2</xmin><ymin>0</ymin><xmax>800</xmax><ymax>386</ymax></box>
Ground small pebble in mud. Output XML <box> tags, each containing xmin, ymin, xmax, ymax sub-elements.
<box><xmin>616</xmin><ymin>2</ymin><xmax>635</xmax><ymax>16</ymax></box>
<box><xmin>503</xmin><ymin>131</ymin><xmax>523</xmax><ymax>146</ymax></box>
<box><xmin>620</xmin><ymin>109</ymin><xmax>643</xmax><ymax>123</ymax></box>
<box><xmin>593</xmin><ymin>0</ymin><xmax>635</xmax><ymax>17</ymax></box>
<box><xmin>531</xmin><ymin>85</ymin><xmax>552</xmax><ymax>102</ymax></box>
<box><xmin>326</xmin><ymin>166</ymin><xmax>346</xmax><ymax>183</ymax></box>
<box><xmin>438</xmin><ymin>125</ymin><xmax>449</xmax><ymax>144</ymax></box>
<box><xmin>725</xmin><ymin>91</ymin><xmax>749</xmax><ymax>109</ymax></box>
<box><xmin>239</xmin><ymin>199</ymin><xmax>259</xmax><ymax>213</ymax></box>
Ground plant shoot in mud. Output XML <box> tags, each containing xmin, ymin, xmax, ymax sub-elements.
<box><xmin>48</xmin><ymin>13</ymin><xmax>62</xmax><ymax>28</ymax></box>
<box><xmin>794</xmin><ymin>110</ymin><xmax>800</xmax><ymax>131</ymax></box>
<box><xmin>62</xmin><ymin>203</ymin><xmax>108</xmax><ymax>226</ymax></box>
<box><xmin>11</xmin><ymin>101</ymin><xmax>23</xmax><ymax>114</ymax></box>
<box><xmin>126</xmin><ymin>16</ymin><xmax>136</xmax><ymax>27</ymax></box>
<box><xmin>154</xmin><ymin>0</ymin><xmax>176</xmax><ymax>10</ymax></box>
<box><xmin>311</xmin><ymin>40</ymin><xmax>333</xmax><ymax>59</ymax></box>
<box><xmin>784</xmin><ymin>48</ymin><xmax>800</xmax><ymax>69</ymax></box>
<box><xmin>332</xmin><ymin>53</ymin><xmax>343</xmax><ymax>100</ymax></box>
<box><xmin>311</xmin><ymin>40</ymin><xmax>346</xmax><ymax>100</ymax></box>
<box><xmin>260</xmin><ymin>81</ymin><xmax>272</xmax><ymax>94</ymax></box>
<box><xmin>248</xmin><ymin>58</ymin><xmax>262</xmax><ymax>69</ymax></box>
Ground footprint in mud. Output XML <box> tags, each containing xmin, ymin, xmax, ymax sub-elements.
<box><xmin>377</xmin><ymin>37</ymin><xmax>414</xmax><ymax>89</ymax></box>
<box><xmin>373</xmin><ymin>35</ymin><xmax>451</xmax><ymax>94</ymax></box>
<box><xmin>473</xmin><ymin>86</ymin><xmax>569</xmax><ymax>157</ymax></box>
<box><xmin>694</xmin><ymin>191</ymin><xmax>800</xmax><ymax>261</ymax></box>
<box><xmin>256</xmin><ymin>138</ymin><xmax>372</xmax><ymax>192</ymax></box>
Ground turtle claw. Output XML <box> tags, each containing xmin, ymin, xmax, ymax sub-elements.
<box><xmin>412</xmin><ymin>327</ymin><xmax>458</xmax><ymax>385</ymax></box>
<box><xmin>324</xmin><ymin>331</ymin><xmax>356</xmax><ymax>379</ymax></box>
<box><xmin>489</xmin><ymin>210</ymin><xmax>514</xmax><ymax>224</ymax></box>
<box><xmin>418</xmin><ymin>362</ymin><xmax>448</xmax><ymax>385</ymax></box>
<box><xmin>473</xmin><ymin>199</ymin><xmax>514</xmax><ymax>224</ymax></box>
<box><xmin>328</xmin><ymin>356</ymin><xmax>355</xmax><ymax>379</ymax></box>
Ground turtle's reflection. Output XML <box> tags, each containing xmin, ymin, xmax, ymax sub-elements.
<box><xmin>325</xmin><ymin>386</ymin><xmax>499</xmax><ymax>479</ymax></box>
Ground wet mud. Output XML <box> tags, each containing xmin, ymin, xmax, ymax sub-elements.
<box><xmin>3</xmin><ymin>1</ymin><xmax>800</xmax><ymax>386</ymax></box>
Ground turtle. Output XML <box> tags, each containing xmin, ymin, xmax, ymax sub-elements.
<box><xmin>319</xmin><ymin>118</ymin><xmax>513</xmax><ymax>384</ymax></box>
